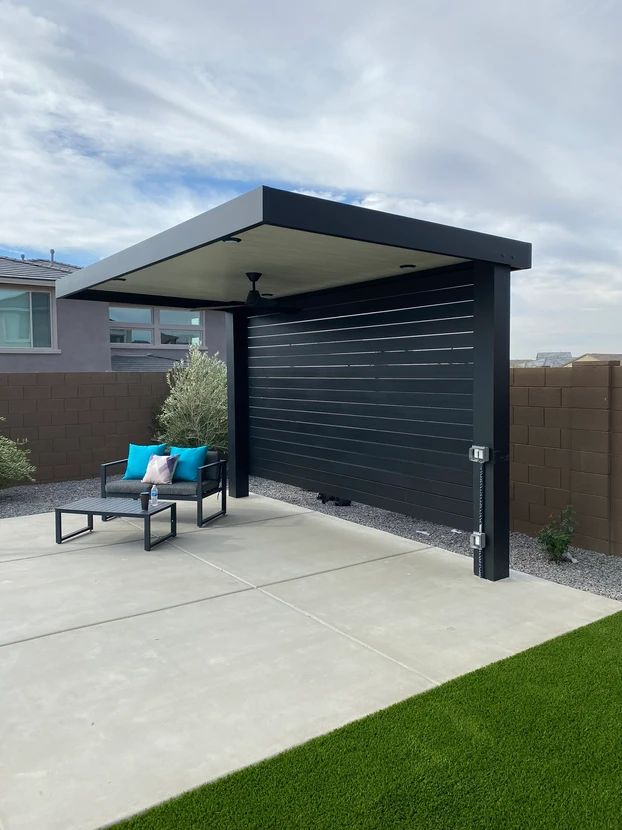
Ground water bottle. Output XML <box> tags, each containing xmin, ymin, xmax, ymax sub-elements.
<box><xmin>150</xmin><ymin>484</ymin><xmax>158</xmax><ymax>507</ymax></box>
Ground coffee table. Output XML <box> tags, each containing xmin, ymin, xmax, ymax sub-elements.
<box><xmin>55</xmin><ymin>497</ymin><xmax>177</xmax><ymax>551</ymax></box>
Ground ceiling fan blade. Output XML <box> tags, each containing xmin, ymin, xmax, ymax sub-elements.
<box><xmin>195</xmin><ymin>301</ymin><xmax>245</xmax><ymax>311</ymax></box>
<box><xmin>194</xmin><ymin>272</ymin><xmax>299</xmax><ymax>313</ymax></box>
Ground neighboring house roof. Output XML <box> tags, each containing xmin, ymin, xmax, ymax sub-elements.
<box><xmin>111</xmin><ymin>353</ymin><xmax>183</xmax><ymax>372</ymax></box>
<box><xmin>511</xmin><ymin>352</ymin><xmax>574</xmax><ymax>369</ymax></box>
<box><xmin>566</xmin><ymin>353</ymin><xmax>622</xmax><ymax>365</ymax></box>
<box><xmin>0</xmin><ymin>255</ymin><xmax>80</xmax><ymax>282</ymax></box>
<box><xmin>535</xmin><ymin>352</ymin><xmax>573</xmax><ymax>366</ymax></box>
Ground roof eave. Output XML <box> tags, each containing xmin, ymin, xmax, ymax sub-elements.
<box><xmin>57</xmin><ymin>186</ymin><xmax>531</xmax><ymax>301</ymax></box>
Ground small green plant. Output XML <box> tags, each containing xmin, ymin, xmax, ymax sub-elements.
<box><xmin>537</xmin><ymin>505</ymin><xmax>576</xmax><ymax>563</ymax></box>
<box><xmin>0</xmin><ymin>416</ymin><xmax>36</xmax><ymax>489</ymax></box>
<box><xmin>156</xmin><ymin>345</ymin><xmax>228</xmax><ymax>453</ymax></box>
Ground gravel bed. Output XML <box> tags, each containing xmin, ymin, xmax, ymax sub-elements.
<box><xmin>1</xmin><ymin>475</ymin><xmax>621</xmax><ymax>602</ymax></box>
<box><xmin>0</xmin><ymin>477</ymin><xmax>102</xmax><ymax>518</ymax></box>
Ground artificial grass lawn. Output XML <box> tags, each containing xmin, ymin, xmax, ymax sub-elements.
<box><xmin>113</xmin><ymin>612</ymin><xmax>622</xmax><ymax>830</ymax></box>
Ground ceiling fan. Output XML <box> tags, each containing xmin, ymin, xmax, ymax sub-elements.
<box><xmin>201</xmin><ymin>272</ymin><xmax>298</xmax><ymax>315</ymax></box>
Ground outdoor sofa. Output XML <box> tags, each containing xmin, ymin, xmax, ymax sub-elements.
<box><xmin>100</xmin><ymin>449</ymin><xmax>227</xmax><ymax>527</ymax></box>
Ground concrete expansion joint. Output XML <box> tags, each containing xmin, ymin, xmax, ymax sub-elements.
<box><xmin>171</xmin><ymin>537</ymin><xmax>440</xmax><ymax>686</ymax></box>
<box><xmin>258</xmin><ymin>585</ymin><xmax>441</xmax><ymax>687</ymax></box>
<box><xmin>0</xmin><ymin>585</ymin><xmax>255</xmax><ymax>650</ymax></box>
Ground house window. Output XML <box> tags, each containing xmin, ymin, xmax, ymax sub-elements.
<box><xmin>110</xmin><ymin>328</ymin><xmax>154</xmax><ymax>344</ymax></box>
<box><xmin>0</xmin><ymin>287</ymin><xmax>53</xmax><ymax>349</ymax></box>
<box><xmin>109</xmin><ymin>306</ymin><xmax>203</xmax><ymax>347</ymax></box>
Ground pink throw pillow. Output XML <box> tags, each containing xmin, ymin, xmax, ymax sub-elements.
<box><xmin>141</xmin><ymin>454</ymin><xmax>179</xmax><ymax>485</ymax></box>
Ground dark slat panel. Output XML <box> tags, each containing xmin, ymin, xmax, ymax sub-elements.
<box><xmin>250</xmin><ymin>447</ymin><xmax>471</xmax><ymax>501</ymax></box>
<box><xmin>248</xmin><ymin>300</ymin><xmax>474</xmax><ymax>340</ymax></box>
<box><xmin>249</xmin><ymin>285</ymin><xmax>474</xmax><ymax>330</ymax></box>
<box><xmin>250</xmin><ymin>410</ymin><xmax>471</xmax><ymax>440</ymax></box>
<box><xmin>249</xmin><ymin>385</ymin><xmax>472</xmax><ymax>409</ymax></box>
<box><xmin>248</xmin><ymin>268</ymin><xmax>476</xmax><ymax>529</ymax></box>
<box><xmin>249</xmin><ymin>376</ymin><xmax>474</xmax><ymax>395</ymax></box>
<box><xmin>251</xmin><ymin>435</ymin><xmax>470</xmax><ymax>484</ymax></box>
<box><xmin>248</xmin><ymin>347</ymin><xmax>473</xmax><ymax>369</ymax></box>
<box><xmin>249</xmin><ymin>332</ymin><xmax>473</xmax><ymax>358</ymax></box>
<box><xmin>253</xmin><ymin>267</ymin><xmax>474</xmax><ymax>322</ymax></box>
<box><xmin>248</xmin><ymin>315</ymin><xmax>474</xmax><ymax>346</ymax></box>
<box><xmin>253</xmin><ymin>426</ymin><xmax>473</xmax><ymax>481</ymax></box>
<box><xmin>250</xmin><ymin>464</ymin><xmax>472</xmax><ymax>528</ymax></box>
<box><xmin>251</xmin><ymin>456</ymin><xmax>472</xmax><ymax>515</ymax></box>
<box><xmin>251</xmin><ymin>426</ymin><xmax>472</xmax><ymax>472</ymax></box>
<box><xmin>249</xmin><ymin>363</ymin><xmax>473</xmax><ymax>379</ymax></box>
<box><xmin>250</xmin><ymin>398</ymin><xmax>472</xmax><ymax>424</ymax></box>
<box><xmin>250</xmin><ymin>415</ymin><xmax>471</xmax><ymax>452</ymax></box>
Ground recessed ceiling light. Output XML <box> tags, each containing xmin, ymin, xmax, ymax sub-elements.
<box><xmin>222</xmin><ymin>236</ymin><xmax>242</xmax><ymax>244</ymax></box>
<box><xmin>400</xmin><ymin>263</ymin><xmax>416</xmax><ymax>269</ymax></box>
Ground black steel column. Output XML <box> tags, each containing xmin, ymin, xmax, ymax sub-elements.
<box><xmin>226</xmin><ymin>312</ymin><xmax>250</xmax><ymax>497</ymax></box>
<box><xmin>472</xmin><ymin>262</ymin><xmax>511</xmax><ymax>580</ymax></box>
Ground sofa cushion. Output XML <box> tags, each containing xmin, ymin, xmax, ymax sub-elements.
<box><xmin>105</xmin><ymin>479</ymin><xmax>218</xmax><ymax>498</ymax></box>
<box><xmin>202</xmin><ymin>450</ymin><xmax>221</xmax><ymax>481</ymax></box>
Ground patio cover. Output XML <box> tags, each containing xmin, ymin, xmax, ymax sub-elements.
<box><xmin>56</xmin><ymin>187</ymin><xmax>530</xmax><ymax>306</ymax></box>
<box><xmin>58</xmin><ymin>187</ymin><xmax>531</xmax><ymax>581</ymax></box>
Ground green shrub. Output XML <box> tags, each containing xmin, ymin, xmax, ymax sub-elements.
<box><xmin>156</xmin><ymin>345</ymin><xmax>228</xmax><ymax>453</ymax></box>
<box><xmin>537</xmin><ymin>505</ymin><xmax>576</xmax><ymax>563</ymax></box>
<box><xmin>0</xmin><ymin>416</ymin><xmax>36</xmax><ymax>488</ymax></box>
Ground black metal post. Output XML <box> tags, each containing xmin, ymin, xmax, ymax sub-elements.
<box><xmin>472</xmin><ymin>262</ymin><xmax>511</xmax><ymax>581</ymax></box>
<box><xmin>226</xmin><ymin>312</ymin><xmax>250</xmax><ymax>497</ymax></box>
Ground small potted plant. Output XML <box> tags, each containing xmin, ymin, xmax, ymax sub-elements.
<box><xmin>537</xmin><ymin>505</ymin><xmax>577</xmax><ymax>563</ymax></box>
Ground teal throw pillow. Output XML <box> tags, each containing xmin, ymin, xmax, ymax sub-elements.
<box><xmin>123</xmin><ymin>443</ymin><xmax>167</xmax><ymax>480</ymax></box>
<box><xmin>170</xmin><ymin>445</ymin><xmax>209</xmax><ymax>482</ymax></box>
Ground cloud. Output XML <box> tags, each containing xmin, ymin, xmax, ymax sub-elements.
<box><xmin>0</xmin><ymin>0</ymin><xmax>621</xmax><ymax>355</ymax></box>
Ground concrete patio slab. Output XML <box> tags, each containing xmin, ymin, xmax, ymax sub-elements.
<box><xmin>266</xmin><ymin>545</ymin><xmax>622</xmax><ymax>683</ymax></box>
<box><xmin>0</xmin><ymin>589</ymin><xmax>430</xmax><ymax>830</ymax></box>
<box><xmin>171</xmin><ymin>510</ymin><xmax>428</xmax><ymax>584</ymax></box>
<box><xmin>0</xmin><ymin>544</ymin><xmax>249</xmax><ymax>646</ymax></box>
<box><xmin>1</xmin><ymin>495</ymin><xmax>620</xmax><ymax>830</ymax></box>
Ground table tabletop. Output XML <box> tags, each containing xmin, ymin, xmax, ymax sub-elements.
<box><xmin>55</xmin><ymin>497</ymin><xmax>174</xmax><ymax>518</ymax></box>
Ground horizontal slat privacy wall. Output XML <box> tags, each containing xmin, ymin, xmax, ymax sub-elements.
<box><xmin>247</xmin><ymin>265</ymin><xmax>475</xmax><ymax>528</ymax></box>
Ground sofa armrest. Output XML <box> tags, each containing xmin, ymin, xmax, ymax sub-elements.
<box><xmin>100</xmin><ymin>458</ymin><xmax>128</xmax><ymax>497</ymax></box>
<box><xmin>196</xmin><ymin>459</ymin><xmax>226</xmax><ymax>494</ymax></box>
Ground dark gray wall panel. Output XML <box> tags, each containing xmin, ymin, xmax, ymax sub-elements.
<box><xmin>248</xmin><ymin>265</ymin><xmax>475</xmax><ymax>528</ymax></box>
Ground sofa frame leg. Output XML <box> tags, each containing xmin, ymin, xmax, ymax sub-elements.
<box><xmin>196</xmin><ymin>490</ymin><xmax>227</xmax><ymax>528</ymax></box>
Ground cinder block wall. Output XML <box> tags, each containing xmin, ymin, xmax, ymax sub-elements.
<box><xmin>3</xmin><ymin>365</ymin><xmax>622</xmax><ymax>556</ymax></box>
<box><xmin>510</xmin><ymin>363</ymin><xmax>622</xmax><ymax>555</ymax></box>
<box><xmin>0</xmin><ymin>373</ymin><xmax>168</xmax><ymax>484</ymax></box>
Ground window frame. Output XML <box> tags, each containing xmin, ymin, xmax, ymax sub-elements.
<box><xmin>108</xmin><ymin>304</ymin><xmax>204</xmax><ymax>349</ymax></box>
<box><xmin>0</xmin><ymin>280</ymin><xmax>58</xmax><ymax>353</ymax></box>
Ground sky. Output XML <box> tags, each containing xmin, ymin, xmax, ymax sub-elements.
<box><xmin>1</xmin><ymin>0</ymin><xmax>621</xmax><ymax>358</ymax></box>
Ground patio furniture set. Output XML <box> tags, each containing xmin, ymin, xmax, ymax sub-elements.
<box><xmin>55</xmin><ymin>443</ymin><xmax>227</xmax><ymax>551</ymax></box>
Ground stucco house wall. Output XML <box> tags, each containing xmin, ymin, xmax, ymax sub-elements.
<box><xmin>0</xmin><ymin>298</ymin><xmax>112</xmax><ymax>373</ymax></box>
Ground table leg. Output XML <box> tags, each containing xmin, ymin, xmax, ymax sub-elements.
<box><xmin>144</xmin><ymin>505</ymin><xmax>176</xmax><ymax>551</ymax></box>
<box><xmin>144</xmin><ymin>514</ymin><xmax>152</xmax><ymax>551</ymax></box>
<box><xmin>56</xmin><ymin>511</ymin><xmax>94</xmax><ymax>544</ymax></box>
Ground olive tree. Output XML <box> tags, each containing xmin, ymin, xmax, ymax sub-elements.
<box><xmin>156</xmin><ymin>345</ymin><xmax>228</xmax><ymax>453</ymax></box>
